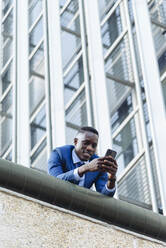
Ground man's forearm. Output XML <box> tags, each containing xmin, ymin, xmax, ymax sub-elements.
<box><xmin>78</xmin><ymin>164</ymin><xmax>89</xmax><ymax>177</ymax></box>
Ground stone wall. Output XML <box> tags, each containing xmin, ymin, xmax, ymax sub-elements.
<box><xmin>0</xmin><ymin>190</ymin><xmax>165</xmax><ymax>248</ymax></box>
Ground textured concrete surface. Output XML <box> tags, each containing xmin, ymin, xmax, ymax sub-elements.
<box><xmin>0</xmin><ymin>190</ymin><xmax>165</xmax><ymax>248</ymax></box>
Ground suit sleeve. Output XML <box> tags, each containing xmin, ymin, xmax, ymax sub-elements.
<box><xmin>48</xmin><ymin>150</ymin><xmax>78</xmax><ymax>183</ymax></box>
<box><xmin>95</xmin><ymin>172</ymin><xmax>116</xmax><ymax>197</ymax></box>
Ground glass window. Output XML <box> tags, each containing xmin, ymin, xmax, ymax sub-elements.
<box><xmin>29</xmin><ymin>0</ymin><xmax>43</xmax><ymax>28</ymax></box>
<box><xmin>61</xmin><ymin>27</ymin><xmax>81</xmax><ymax>71</ymax></box>
<box><xmin>29</xmin><ymin>76</ymin><xmax>45</xmax><ymax>116</ymax></box>
<box><xmin>29</xmin><ymin>17</ymin><xmax>43</xmax><ymax>54</ymax></box>
<box><xmin>31</xmin><ymin>138</ymin><xmax>46</xmax><ymax>164</ymax></box>
<box><xmin>118</xmin><ymin>156</ymin><xmax>151</xmax><ymax>207</ymax></box>
<box><xmin>1</xmin><ymin>63</ymin><xmax>13</xmax><ymax>93</ymax></box>
<box><xmin>31</xmin><ymin>144</ymin><xmax>47</xmax><ymax>172</ymax></box>
<box><xmin>65</xmin><ymin>89</ymin><xmax>87</xmax><ymax>144</ymax></box>
<box><xmin>105</xmin><ymin>36</ymin><xmax>133</xmax><ymax>82</ymax></box>
<box><xmin>0</xmin><ymin>117</ymin><xmax>12</xmax><ymax>156</ymax></box>
<box><xmin>3</xmin><ymin>39</ymin><xmax>13</xmax><ymax>66</ymax></box>
<box><xmin>111</xmin><ymin>94</ymin><xmax>133</xmax><ymax>133</ymax></box>
<box><xmin>98</xmin><ymin>0</ymin><xmax>116</xmax><ymax>19</ymax></box>
<box><xmin>29</xmin><ymin>43</ymin><xmax>44</xmax><ymax>76</ymax></box>
<box><xmin>113</xmin><ymin>117</ymin><xmax>138</xmax><ymax>175</ymax></box>
<box><xmin>2</xmin><ymin>10</ymin><xmax>13</xmax><ymax>43</ymax></box>
<box><xmin>64</xmin><ymin>56</ymin><xmax>84</xmax><ymax>105</ymax></box>
<box><xmin>1</xmin><ymin>88</ymin><xmax>13</xmax><ymax>114</ymax></box>
<box><xmin>106</xmin><ymin>76</ymin><xmax>132</xmax><ymax>121</ymax></box>
<box><xmin>30</xmin><ymin>105</ymin><xmax>46</xmax><ymax>149</ymax></box>
<box><xmin>2</xmin><ymin>0</ymin><xmax>13</xmax><ymax>17</ymax></box>
<box><xmin>60</xmin><ymin>0</ymin><xmax>79</xmax><ymax>27</ymax></box>
<box><xmin>101</xmin><ymin>6</ymin><xmax>122</xmax><ymax>55</ymax></box>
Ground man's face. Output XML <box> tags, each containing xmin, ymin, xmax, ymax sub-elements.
<box><xmin>74</xmin><ymin>131</ymin><xmax>98</xmax><ymax>161</ymax></box>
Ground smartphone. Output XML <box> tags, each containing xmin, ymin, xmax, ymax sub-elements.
<box><xmin>105</xmin><ymin>149</ymin><xmax>117</xmax><ymax>158</ymax></box>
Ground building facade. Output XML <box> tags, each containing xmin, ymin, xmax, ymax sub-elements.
<box><xmin>0</xmin><ymin>0</ymin><xmax>166</xmax><ymax>214</ymax></box>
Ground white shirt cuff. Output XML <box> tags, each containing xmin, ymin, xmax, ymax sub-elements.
<box><xmin>105</xmin><ymin>184</ymin><xmax>116</xmax><ymax>192</ymax></box>
<box><xmin>74</xmin><ymin>168</ymin><xmax>85</xmax><ymax>181</ymax></box>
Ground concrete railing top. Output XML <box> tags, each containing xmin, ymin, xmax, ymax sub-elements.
<box><xmin>0</xmin><ymin>158</ymin><xmax>166</xmax><ymax>242</ymax></box>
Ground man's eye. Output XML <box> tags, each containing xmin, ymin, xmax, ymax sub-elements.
<box><xmin>83</xmin><ymin>141</ymin><xmax>89</xmax><ymax>146</ymax></box>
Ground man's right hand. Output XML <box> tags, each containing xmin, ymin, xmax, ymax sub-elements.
<box><xmin>78</xmin><ymin>157</ymin><xmax>110</xmax><ymax>176</ymax></box>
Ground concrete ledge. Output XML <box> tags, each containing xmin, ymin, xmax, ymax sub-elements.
<box><xmin>0</xmin><ymin>158</ymin><xmax>166</xmax><ymax>242</ymax></box>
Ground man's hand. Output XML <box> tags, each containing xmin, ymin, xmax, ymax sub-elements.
<box><xmin>78</xmin><ymin>156</ymin><xmax>118</xmax><ymax>181</ymax></box>
<box><xmin>78</xmin><ymin>158</ymin><xmax>105</xmax><ymax>176</ymax></box>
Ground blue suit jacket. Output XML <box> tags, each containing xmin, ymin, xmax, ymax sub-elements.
<box><xmin>48</xmin><ymin>145</ymin><xmax>115</xmax><ymax>197</ymax></box>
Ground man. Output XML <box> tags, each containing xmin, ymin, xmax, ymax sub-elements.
<box><xmin>48</xmin><ymin>126</ymin><xmax>118</xmax><ymax>197</ymax></box>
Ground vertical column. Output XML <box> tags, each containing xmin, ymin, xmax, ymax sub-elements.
<box><xmin>133</xmin><ymin>0</ymin><xmax>166</xmax><ymax>214</ymax></box>
<box><xmin>44</xmin><ymin>0</ymin><xmax>65</xmax><ymax>150</ymax></box>
<box><xmin>15</xmin><ymin>0</ymin><xmax>30</xmax><ymax>166</ymax></box>
<box><xmin>83</xmin><ymin>0</ymin><xmax>112</xmax><ymax>155</ymax></box>
<box><xmin>78</xmin><ymin>0</ymin><xmax>93</xmax><ymax>126</ymax></box>
<box><xmin>123</xmin><ymin>0</ymin><xmax>158</xmax><ymax>212</ymax></box>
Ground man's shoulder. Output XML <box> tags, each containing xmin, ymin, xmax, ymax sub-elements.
<box><xmin>53</xmin><ymin>145</ymin><xmax>74</xmax><ymax>160</ymax></box>
<box><xmin>54</xmin><ymin>145</ymin><xmax>74</xmax><ymax>153</ymax></box>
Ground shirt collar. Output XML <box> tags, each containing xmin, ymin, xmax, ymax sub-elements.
<box><xmin>72</xmin><ymin>149</ymin><xmax>88</xmax><ymax>164</ymax></box>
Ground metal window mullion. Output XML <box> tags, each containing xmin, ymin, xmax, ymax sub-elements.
<box><xmin>2</xmin><ymin>4</ymin><xmax>13</xmax><ymax>23</ymax></box>
<box><xmin>60</xmin><ymin>0</ymin><xmax>71</xmax><ymax>16</ymax></box>
<box><xmin>133</xmin><ymin>0</ymin><xmax>166</xmax><ymax>215</ymax></box>
<box><xmin>104</xmin><ymin>29</ymin><xmax>128</xmax><ymax>61</ymax></box>
<box><xmin>67</xmin><ymin>10</ymin><xmax>79</xmax><ymax>28</ymax></box>
<box><xmin>28</xmin><ymin>11</ymin><xmax>43</xmax><ymax>33</ymax></box>
<box><xmin>15</xmin><ymin>0</ymin><xmax>30</xmax><ymax>166</ymax></box>
<box><xmin>0</xmin><ymin>83</ymin><xmax>12</xmax><ymax>102</ymax></box>
<box><xmin>63</xmin><ymin>49</ymin><xmax>82</xmax><ymax>77</ymax></box>
<box><xmin>161</xmin><ymin>71</ymin><xmax>166</xmax><ymax>82</ymax></box>
<box><xmin>2</xmin><ymin>145</ymin><xmax>12</xmax><ymax>159</ymax></box>
<box><xmin>78</xmin><ymin>0</ymin><xmax>93</xmax><ymax>126</ymax></box>
<box><xmin>65</xmin><ymin>82</ymin><xmax>85</xmax><ymax>112</ymax></box>
<box><xmin>30</xmin><ymin>99</ymin><xmax>45</xmax><ymax>123</ymax></box>
<box><xmin>28</xmin><ymin>38</ymin><xmax>43</xmax><ymax>60</ymax></box>
<box><xmin>45</xmin><ymin>0</ymin><xmax>66</xmax><ymax>149</ymax></box>
<box><xmin>0</xmin><ymin>0</ymin><xmax>2</xmax><ymax>100</ymax></box>
<box><xmin>84</xmin><ymin>0</ymin><xmax>112</xmax><ymax>155</ymax></box>
<box><xmin>1</xmin><ymin>57</ymin><xmax>13</xmax><ymax>75</ymax></box>
<box><xmin>127</xmin><ymin>0</ymin><xmax>159</xmax><ymax>212</ymax></box>
<box><xmin>101</xmin><ymin>0</ymin><xmax>122</xmax><ymax>27</ymax></box>
<box><xmin>30</xmin><ymin>134</ymin><xmax>46</xmax><ymax>157</ymax></box>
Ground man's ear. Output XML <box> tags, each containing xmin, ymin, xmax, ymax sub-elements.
<box><xmin>74</xmin><ymin>138</ymin><xmax>78</xmax><ymax>145</ymax></box>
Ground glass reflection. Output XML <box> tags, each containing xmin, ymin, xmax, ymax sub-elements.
<box><xmin>64</xmin><ymin>56</ymin><xmax>84</xmax><ymax>105</ymax></box>
<box><xmin>3</xmin><ymin>39</ymin><xmax>13</xmax><ymax>66</ymax></box>
<box><xmin>65</xmin><ymin>90</ymin><xmax>87</xmax><ymax>144</ymax></box>
<box><xmin>2</xmin><ymin>10</ymin><xmax>13</xmax><ymax>43</ymax></box>
<box><xmin>29</xmin><ymin>43</ymin><xmax>44</xmax><ymax>76</ymax></box>
<box><xmin>101</xmin><ymin>6</ymin><xmax>122</xmax><ymax>55</ymax></box>
<box><xmin>30</xmin><ymin>105</ymin><xmax>46</xmax><ymax>149</ymax></box>
<box><xmin>111</xmin><ymin>94</ymin><xmax>133</xmax><ymax>133</ymax></box>
<box><xmin>29</xmin><ymin>76</ymin><xmax>45</xmax><ymax>116</ymax></box>
<box><xmin>29</xmin><ymin>0</ymin><xmax>43</xmax><ymax>28</ymax></box>
<box><xmin>2</xmin><ymin>0</ymin><xmax>13</xmax><ymax>17</ymax></box>
<box><xmin>29</xmin><ymin>17</ymin><xmax>43</xmax><ymax>53</ymax></box>
<box><xmin>2</xmin><ymin>63</ymin><xmax>13</xmax><ymax>93</ymax></box>
<box><xmin>113</xmin><ymin>118</ymin><xmax>138</xmax><ymax>175</ymax></box>
<box><xmin>0</xmin><ymin>118</ymin><xmax>12</xmax><ymax>157</ymax></box>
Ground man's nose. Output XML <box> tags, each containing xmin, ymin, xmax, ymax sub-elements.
<box><xmin>87</xmin><ymin>144</ymin><xmax>94</xmax><ymax>151</ymax></box>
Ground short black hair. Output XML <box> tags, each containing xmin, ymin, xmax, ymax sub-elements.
<box><xmin>77</xmin><ymin>126</ymin><xmax>99</xmax><ymax>136</ymax></box>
